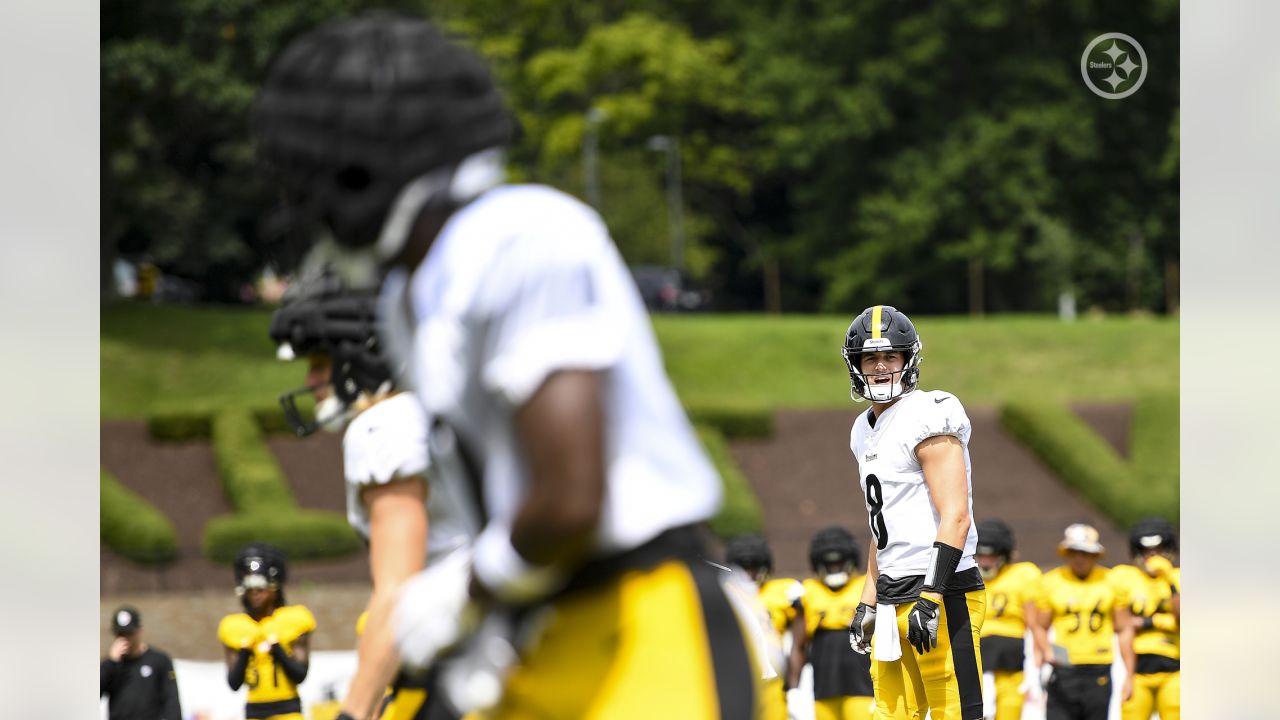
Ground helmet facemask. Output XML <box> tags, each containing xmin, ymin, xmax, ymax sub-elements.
<box><xmin>842</xmin><ymin>339</ymin><xmax>922</xmax><ymax>403</ymax></box>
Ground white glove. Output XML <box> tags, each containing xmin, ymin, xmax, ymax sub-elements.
<box><xmin>1038</xmin><ymin>663</ymin><xmax>1054</xmax><ymax>691</ymax></box>
<box><xmin>982</xmin><ymin>671</ymin><xmax>997</xmax><ymax>719</ymax></box>
<box><xmin>394</xmin><ymin>548</ymin><xmax>477</xmax><ymax>669</ymax></box>
<box><xmin>784</xmin><ymin>687</ymin><xmax>808</xmax><ymax>720</ymax></box>
<box><xmin>1019</xmin><ymin>668</ymin><xmax>1044</xmax><ymax>703</ymax></box>
<box><xmin>439</xmin><ymin>611</ymin><xmax>519</xmax><ymax>714</ymax></box>
<box><xmin>848</xmin><ymin>603</ymin><xmax>876</xmax><ymax>654</ymax></box>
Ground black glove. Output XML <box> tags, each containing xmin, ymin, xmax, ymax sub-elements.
<box><xmin>848</xmin><ymin>603</ymin><xmax>876</xmax><ymax>654</ymax></box>
<box><xmin>906</xmin><ymin>596</ymin><xmax>940</xmax><ymax>654</ymax></box>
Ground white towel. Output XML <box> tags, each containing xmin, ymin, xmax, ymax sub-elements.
<box><xmin>873</xmin><ymin>602</ymin><xmax>902</xmax><ymax>661</ymax></box>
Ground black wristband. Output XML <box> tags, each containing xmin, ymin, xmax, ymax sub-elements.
<box><xmin>921</xmin><ymin>541</ymin><xmax>964</xmax><ymax>594</ymax></box>
<box><xmin>335</xmin><ymin>714</ymin><xmax>357</xmax><ymax>720</ymax></box>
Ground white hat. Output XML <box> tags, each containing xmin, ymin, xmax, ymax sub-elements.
<box><xmin>1058</xmin><ymin>523</ymin><xmax>1105</xmax><ymax>556</ymax></box>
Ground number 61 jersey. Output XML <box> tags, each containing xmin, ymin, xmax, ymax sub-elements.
<box><xmin>850</xmin><ymin>389</ymin><xmax>979</xmax><ymax>581</ymax></box>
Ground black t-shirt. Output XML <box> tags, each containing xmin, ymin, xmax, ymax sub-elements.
<box><xmin>100</xmin><ymin>647</ymin><xmax>182</xmax><ymax>720</ymax></box>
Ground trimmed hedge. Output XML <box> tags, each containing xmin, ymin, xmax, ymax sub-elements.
<box><xmin>211</xmin><ymin>408</ymin><xmax>298</xmax><ymax>512</ymax></box>
<box><xmin>253</xmin><ymin>404</ymin><xmax>312</xmax><ymax>437</ymax></box>
<box><xmin>999</xmin><ymin>401</ymin><xmax>1177</xmax><ymax>528</ymax></box>
<box><xmin>146</xmin><ymin>411</ymin><xmax>212</xmax><ymax>441</ymax></box>
<box><xmin>687</xmin><ymin>404</ymin><xmax>773</xmax><ymax>439</ymax></box>
<box><xmin>698</xmin><ymin>425</ymin><xmax>765</xmax><ymax>537</ymax></box>
<box><xmin>101</xmin><ymin>468</ymin><xmax>178</xmax><ymax>565</ymax></box>
<box><xmin>1130</xmin><ymin>393</ymin><xmax>1179</xmax><ymax>520</ymax></box>
<box><xmin>203</xmin><ymin>407</ymin><xmax>359</xmax><ymax>561</ymax></box>
<box><xmin>204</xmin><ymin>509</ymin><xmax>362</xmax><ymax>563</ymax></box>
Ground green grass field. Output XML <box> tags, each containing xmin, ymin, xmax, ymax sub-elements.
<box><xmin>103</xmin><ymin>303</ymin><xmax>1177</xmax><ymax>418</ymax></box>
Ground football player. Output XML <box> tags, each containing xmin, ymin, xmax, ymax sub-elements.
<box><xmin>840</xmin><ymin>305</ymin><xmax>985</xmax><ymax>720</ymax></box>
<box><xmin>1109</xmin><ymin>518</ymin><xmax>1180</xmax><ymax>720</ymax></box>
<box><xmin>268</xmin><ymin>273</ymin><xmax>480</xmax><ymax>720</ymax></box>
<box><xmin>974</xmin><ymin>520</ymin><xmax>1042</xmax><ymax>720</ymax></box>
<box><xmin>218</xmin><ymin>544</ymin><xmax>315</xmax><ymax>720</ymax></box>
<box><xmin>725</xmin><ymin>534</ymin><xmax>805</xmax><ymax>717</ymax></box>
<box><xmin>802</xmin><ymin>527</ymin><xmax>875</xmax><ymax>720</ymax></box>
<box><xmin>1031</xmin><ymin>524</ymin><xmax>1135</xmax><ymax>720</ymax></box>
<box><xmin>254</xmin><ymin>13</ymin><xmax>760</xmax><ymax>717</ymax></box>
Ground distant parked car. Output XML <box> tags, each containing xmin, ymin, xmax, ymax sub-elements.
<box><xmin>629</xmin><ymin>265</ymin><xmax>709</xmax><ymax>312</ymax></box>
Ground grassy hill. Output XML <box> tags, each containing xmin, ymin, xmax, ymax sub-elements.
<box><xmin>102</xmin><ymin>303</ymin><xmax>1177</xmax><ymax>418</ymax></box>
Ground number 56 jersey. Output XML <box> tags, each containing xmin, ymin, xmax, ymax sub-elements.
<box><xmin>850</xmin><ymin>390</ymin><xmax>978</xmax><ymax>580</ymax></box>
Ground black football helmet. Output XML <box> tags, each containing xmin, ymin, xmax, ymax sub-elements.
<box><xmin>234</xmin><ymin>543</ymin><xmax>288</xmax><ymax>607</ymax></box>
<box><xmin>725</xmin><ymin>534</ymin><xmax>774</xmax><ymax>575</ymax></box>
<box><xmin>840</xmin><ymin>305</ymin><xmax>922</xmax><ymax>403</ymax></box>
<box><xmin>809</xmin><ymin>526</ymin><xmax>860</xmax><ymax>573</ymax></box>
<box><xmin>1129</xmin><ymin>517</ymin><xmax>1178</xmax><ymax>556</ymax></box>
<box><xmin>976</xmin><ymin>520</ymin><xmax>1016</xmax><ymax>561</ymax></box>
<box><xmin>254</xmin><ymin>12</ymin><xmax>513</xmax><ymax>262</ymax></box>
<box><xmin>268</xmin><ymin>269</ymin><xmax>395</xmax><ymax>435</ymax></box>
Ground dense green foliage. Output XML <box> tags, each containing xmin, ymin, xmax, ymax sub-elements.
<box><xmin>103</xmin><ymin>0</ymin><xmax>1178</xmax><ymax>313</ymax></box>
<box><xmin>103</xmin><ymin>304</ymin><xmax>1177</xmax><ymax>418</ymax></box>
<box><xmin>999</xmin><ymin>399</ymin><xmax>1178</xmax><ymax>527</ymax></box>
<box><xmin>101</xmin><ymin>468</ymin><xmax>178</xmax><ymax>565</ymax></box>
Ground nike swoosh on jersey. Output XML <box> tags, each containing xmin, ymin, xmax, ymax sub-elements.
<box><xmin>934</xmin><ymin>397</ymin><xmax>951</xmax><ymax>403</ymax></box>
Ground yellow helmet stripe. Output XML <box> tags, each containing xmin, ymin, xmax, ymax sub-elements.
<box><xmin>871</xmin><ymin>305</ymin><xmax>883</xmax><ymax>339</ymax></box>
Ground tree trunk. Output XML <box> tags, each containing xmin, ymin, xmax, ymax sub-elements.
<box><xmin>763</xmin><ymin>254</ymin><xmax>782</xmax><ymax>315</ymax></box>
<box><xmin>968</xmin><ymin>256</ymin><xmax>984</xmax><ymax>317</ymax></box>
<box><xmin>1164</xmin><ymin>260</ymin><xmax>1179</xmax><ymax>315</ymax></box>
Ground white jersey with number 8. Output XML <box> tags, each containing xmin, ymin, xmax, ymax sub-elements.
<box><xmin>849</xmin><ymin>389</ymin><xmax>978</xmax><ymax>579</ymax></box>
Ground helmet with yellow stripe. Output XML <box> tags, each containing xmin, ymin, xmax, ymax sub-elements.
<box><xmin>840</xmin><ymin>304</ymin><xmax>922</xmax><ymax>402</ymax></box>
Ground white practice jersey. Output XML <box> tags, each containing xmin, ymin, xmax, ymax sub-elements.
<box><xmin>343</xmin><ymin>392</ymin><xmax>476</xmax><ymax>561</ymax></box>
<box><xmin>379</xmin><ymin>184</ymin><xmax>721</xmax><ymax>555</ymax></box>
<box><xmin>849</xmin><ymin>389</ymin><xmax>978</xmax><ymax>579</ymax></box>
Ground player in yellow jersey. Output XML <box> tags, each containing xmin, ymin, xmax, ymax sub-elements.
<box><xmin>1031</xmin><ymin>525</ymin><xmax>1135</xmax><ymax>720</ymax></box>
<box><xmin>218</xmin><ymin>544</ymin><xmax>316</xmax><ymax>720</ymax></box>
<box><xmin>974</xmin><ymin>520</ymin><xmax>1041</xmax><ymax>720</ymax></box>
<box><xmin>1110</xmin><ymin>518</ymin><xmax>1180</xmax><ymax>720</ymax></box>
<box><xmin>802</xmin><ymin>527</ymin><xmax>874</xmax><ymax>720</ymax></box>
<box><xmin>725</xmin><ymin>533</ymin><xmax>806</xmax><ymax>716</ymax></box>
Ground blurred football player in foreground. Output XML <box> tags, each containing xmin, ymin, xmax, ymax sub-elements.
<box><xmin>254</xmin><ymin>12</ymin><xmax>760</xmax><ymax>718</ymax></box>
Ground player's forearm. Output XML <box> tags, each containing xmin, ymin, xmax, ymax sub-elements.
<box><xmin>226</xmin><ymin>649</ymin><xmax>251</xmax><ymax>690</ymax></box>
<box><xmin>1030</xmin><ymin>623</ymin><xmax>1052</xmax><ymax>665</ymax></box>
<box><xmin>860</xmin><ymin>544</ymin><xmax>879</xmax><ymax>605</ymax></box>
<box><xmin>933</xmin><ymin>511</ymin><xmax>970</xmax><ymax>550</ymax></box>
<box><xmin>343</xmin><ymin>590</ymin><xmax>404</xmax><ymax>718</ymax></box>
<box><xmin>508</xmin><ymin>370</ymin><xmax>604</xmax><ymax>569</ymax></box>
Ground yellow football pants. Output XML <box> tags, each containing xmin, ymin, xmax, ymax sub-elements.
<box><xmin>992</xmin><ymin>670</ymin><xmax>1025</xmax><ymax>720</ymax></box>
<box><xmin>870</xmin><ymin>591</ymin><xmax>986</xmax><ymax>720</ymax></box>
<box><xmin>1121</xmin><ymin>671</ymin><xmax>1179</xmax><ymax>720</ymax></box>
<box><xmin>760</xmin><ymin>677</ymin><xmax>787</xmax><ymax>720</ymax></box>
<box><xmin>815</xmin><ymin>695</ymin><xmax>875</xmax><ymax>720</ymax></box>
<box><xmin>488</xmin><ymin>558</ymin><xmax>760</xmax><ymax>719</ymax></box>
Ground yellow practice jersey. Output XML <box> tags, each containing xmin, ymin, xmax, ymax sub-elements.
<box><xmin>759</xmin><ymin>578</ymin><xmax>804</xmax><ymax>635</ymax></box>
<box><xmin>802</xmin><ymin>574</ymin><xmax>868</xmax><ymax>636</ymax></box>
<box><xmin>218</xmin><ymin>605</ymin><xmax>316</xmax><ymax>704</ymax></box>
<box><xmin>982</xmin><ymin>562</ymin><xmax>1042</xmax><ymax>640</ymax></box>
<box><xmin>1110</xmin><ymin>564</ymin><xmax>1179</xmax><ymax>661</ymax></box>
<box><xmin>1034</xmin><ymin>566</ymin><xmax>1120</xmax><ymax>666</ymax></box>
